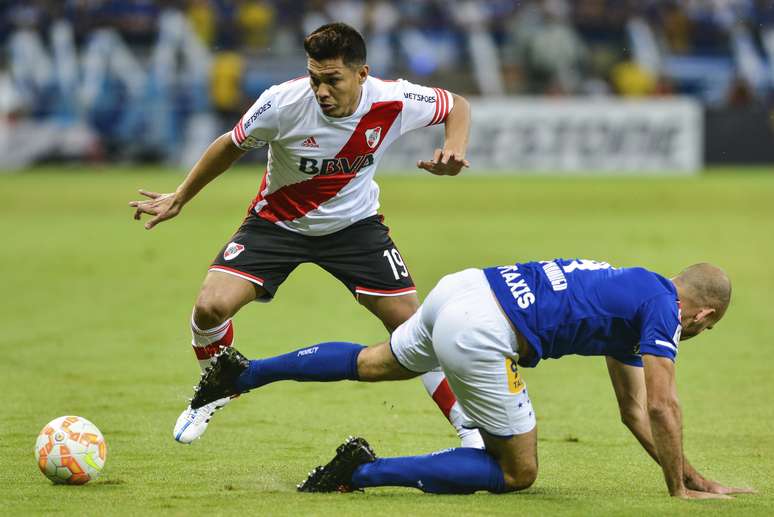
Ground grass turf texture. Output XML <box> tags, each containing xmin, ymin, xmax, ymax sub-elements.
<box><xmin>0</xmin><ymin>167</ymin><xmax>772</xmax><ymax>516</ymax></box>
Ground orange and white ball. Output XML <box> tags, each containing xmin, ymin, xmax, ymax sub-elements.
<box><xmin>34</xmin><ymin>416</ymin><xmax>107</xmax><ymax>485</ymax></box>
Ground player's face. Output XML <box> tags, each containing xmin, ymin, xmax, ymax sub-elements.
<box><xmin>307</xmin><ymin>57</ymin><xmax>368</xmax><ymax>118</ymax></box>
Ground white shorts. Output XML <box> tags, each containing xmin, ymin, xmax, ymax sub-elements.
<box><xmin>391</xmin><ymin>268</ymin><xmax>537</xmax><ymax>437</ymax></box>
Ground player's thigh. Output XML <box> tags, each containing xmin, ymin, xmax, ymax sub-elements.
<box><xmin>431</xmin><ymin>269</ymin><xmax>536</xmax><ymax>437</ymax></box>
<box><xmin>358</xmin><ymin>291</ymin><xmax>419</xmax><ymax>332</ymax></box>
<box><xmin>482</xmin><ymin>427</ymin><xmax>538</xmax><ymax>492</ymax></box>
<box><xmin>315</xmin><ymin>215</ymin><xmax>417</xmax><ymax>307</ymax></box>
<box><xmin>207</xmin><ymin>215</ymin><xmax>307</xmax><ymax>304</ymax></box>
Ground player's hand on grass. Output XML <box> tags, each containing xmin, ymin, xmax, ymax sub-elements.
<box><xmin>684</xmin><ymin>470</ymin><xmax>755</xmax><ymax>495</ymax></box>
<box><xmin>676</xmin><ymin>488</ymin><xmax>733</xmax><ymax>500</ymax></box>
<box><xmin>129</xmin><ymin>189</ymin><xmax>183</xmax><ymax>229</ymax></box>
<box><xmin>417</xmin><ymin>148</ymin><xmax>469</xmax><ymax>176</ymax></box>
<box><xmin>690</xmin><ymin>478</ymin><xmax>755</xmax><ymax>495</ymax></box>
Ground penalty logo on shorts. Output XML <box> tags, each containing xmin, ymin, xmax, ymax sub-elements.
<box><xmin>223</xmin><ymin>242</ymin><xmax>245</xmax><ymax>261</ymax></box>
<box><xmin>506</xmin><ymin>358</ymin><xmax>525</xmax><ymax>394</ymax></box>
<box><xmin>365</xmin><ymin>126</ymin><xmax>382</xmax><ymax>149</ymax></box>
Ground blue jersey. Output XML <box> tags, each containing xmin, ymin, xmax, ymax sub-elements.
<box><xmin>483</xmin><ymin>259</ymin><xmax>682</xmax><ymax>368</ymax></box>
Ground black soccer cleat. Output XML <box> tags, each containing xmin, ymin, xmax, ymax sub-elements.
<box><xmin>190</xmin><ymin>347</ymin><xmax>249</xmax><ymax>409</ymax></box>
<box><xmin>297</xmin><ymin>436</ymin><xmax>377</xmax><ymax>493</ymax></box>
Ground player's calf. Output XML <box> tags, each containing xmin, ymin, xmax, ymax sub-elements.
<box><xmin>189</xmin><ymin>271</ymin><xmax>260</xmax><ymax>367</ymax></box>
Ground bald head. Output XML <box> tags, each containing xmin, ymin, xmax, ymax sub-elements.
<box><xmin>671</xmin><ymin>263</ymin><xmax>731</xmax><ymax>340</ymax></box>
<box><xmin>674</xmin><ymin>263</ymin><xmax>732</xmax><ymax>316</ymax></box>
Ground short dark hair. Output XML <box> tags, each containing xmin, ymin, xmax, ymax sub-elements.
<box><xmin>304</xmin><ymin>23</ymin><xmax>366</xmax><ymax>67</ymax></box>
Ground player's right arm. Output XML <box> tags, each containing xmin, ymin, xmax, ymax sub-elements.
<box><xmin>130</xmin><ymin>134</ymin><xmax>246</xmax><ymax>229</ymax></box>
<box><xmin>130</xmin><ymin>87</ymin><xmax>278</xmax><ymax>229</ymax></box>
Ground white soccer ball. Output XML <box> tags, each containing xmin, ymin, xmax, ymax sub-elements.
<box><xmin>34</xmin><ymin>416</ymin><xmax>107</xmax><ymax>485</ymax></box>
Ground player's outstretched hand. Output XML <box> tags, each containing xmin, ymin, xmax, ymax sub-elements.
<box><xmin>417</xmin><ymin>148</ymin><xmax>470</xmax><ymax>176</ymax></box>
<box><xmin>128</xmin><ymin>189</ymin><xmax>182</xmax><ymax>230</ymax></box>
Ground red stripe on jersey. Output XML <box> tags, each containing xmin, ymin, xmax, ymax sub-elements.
<box><xmin>247</xmin><ymin>169</ymin><xmax>269</xmax><ymax>214</ymax></box>
<box><xmin>438</xmin><ymin>89</ymin><xmax>451</xmax><ymax>123</ymax></box>
<box><xmin>431</xmin><ymin>378</ymin><xmax>457</xmax><ymax>418</ymax></box>
<box><xmin>430</xmin><ymin>88</ymin><xmax>441</xmax><ymax>125</ymax></box>
<box><xmin>436</xmin><ymin>88</ymin><xmax>449</xmax><ymax>124</ymax></box>
<box><xmin>234</xmin><ymin>117</ymin><xmax>246</xmax><ymax>143</ymax></box>
<box><xmin>438</xmin><ymin>88</ymin><xmax>446</xmax><ymax>124</ymax></box>
<box><xmin>254</xmin><ymin>101</ymin><xmax>403</xmax><ymax>224</ymax></box>
<box><xmin>439</xmin><ymin>89</ymin><xmax>448</xmax><ymax>123</ymax></box>
<box><xmin>437</xmin><ymin>88</ymin><xmax>446</xmax><ymax>124</ymax></box>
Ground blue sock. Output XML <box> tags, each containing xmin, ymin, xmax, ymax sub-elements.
<box><xmin>352</xmin><ymin>447</ymin><xmax>506</xmax><ymax>494</ymax></box>
<box><xmin>235</xmin><ymin>342</ymin><xmax>365</xmax><ymax>392</ymax></box>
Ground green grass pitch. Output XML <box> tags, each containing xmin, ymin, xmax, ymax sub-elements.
<box><xmin>1</xmin><ymin>167</ymin><xmax>772</xmax><ymax>516</ymax></box>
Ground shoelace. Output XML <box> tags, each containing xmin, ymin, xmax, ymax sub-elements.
<box><xmin>189</xmin><ymin>402</ymin><xmax>217</xmax><ymax>425</ymax></box>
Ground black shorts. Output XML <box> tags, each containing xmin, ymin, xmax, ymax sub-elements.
<box><xmin>209</xmin><ymin>214</ymin><xmax>416</xmax><ymax>301</ymax></box>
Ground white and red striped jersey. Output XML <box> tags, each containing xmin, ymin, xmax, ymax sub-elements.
<box><xmin>231</xmin><ymin>76</ymin><xmax>454</xmax><ymax>236</ymax></box>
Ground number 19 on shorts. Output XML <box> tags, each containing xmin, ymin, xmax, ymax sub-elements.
<box><xmin>383</xmin><ymin>248</ymin><xmax>409</xmax><ymax>280</ymax></box>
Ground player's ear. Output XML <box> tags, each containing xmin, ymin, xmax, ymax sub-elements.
<box><xmin>695</xmin><ymin>307</ymin><xmax>716</xmax><ymax>323</ymax></box>
<box><xmin>357</xmin><ymin>64</ymin><xmax>369</xmax><ymax>84</ymax></box>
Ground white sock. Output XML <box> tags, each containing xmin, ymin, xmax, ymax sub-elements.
<box><xmin>420</xmin><ymin>368</ymin><xmax>484</xmax><ymax>449</ymax></box>
<box><xmin>190</xmin><ymin>316</ymin><xmax>234</xmax><ymax>371</ymax></box>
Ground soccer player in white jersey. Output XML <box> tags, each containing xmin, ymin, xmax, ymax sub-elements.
<box><xmin>129</xmin><ymin>23</ymin><xmax>478</xmax><ymax>445</ymax></box>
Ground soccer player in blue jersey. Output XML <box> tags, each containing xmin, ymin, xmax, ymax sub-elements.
<box><xmin>189</xmin><ymin>259</ymin><xmax>753</xmax><ymax>499</ymax></box>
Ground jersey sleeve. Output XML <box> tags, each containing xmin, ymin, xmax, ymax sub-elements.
<box><xmin>398</xmin><ymin>79</ymin><xmax>454</xmax><ymax>135</ymax></box>
<box><xmin>231</xmin><ymin>87</ymin><xmax>279</xmax><ymax>150</ymax></box>
<box><xmin>637</xmin><ymin>294</ymin><xmax>682</xmax><ymax>362</ymax></box>
<box><xmin>609</xmin><ymin>354</ymin><xmax>644</xmax><ymax>368</ymax></box>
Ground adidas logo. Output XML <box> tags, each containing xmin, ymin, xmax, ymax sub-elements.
<box><xmin>302</xmin><ymin>136</ymin><xmax>319</xmax><ymax>148</ymax></box>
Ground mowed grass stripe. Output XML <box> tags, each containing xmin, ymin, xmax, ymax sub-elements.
<box><xmin>0</xmin><ymin>167</ymin><xmax>771</xmax><ymax>515</ymax></box>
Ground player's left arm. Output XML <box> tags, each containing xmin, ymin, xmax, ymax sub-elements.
<box><xmin>611</xmin><ymin>356</ymin><xmax>752</xmax><ymax>495</ymax></box>
<box><xmin>606</xmin><ymin>357</ymin><xmax>659</xmax><ymax>462</ymax></box>
<box><xmin>607</xmin><ymin>358</ymin><xmax>707</xmax><ymax>484</ymax></box>
<box><xmin>417</xmin><ymin>93</ymin><xmax>471</xmax><ymax>176</ymax></box>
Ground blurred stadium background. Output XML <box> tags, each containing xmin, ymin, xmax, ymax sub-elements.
<box><xmin>2</xmin><ymin>0</ymin><xmax>774</xmax><ymax>172</ymax></box>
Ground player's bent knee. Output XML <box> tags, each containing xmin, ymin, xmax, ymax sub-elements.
<box><xmin>502</xmin><ymin>471</ymin><xmax>537</xmax><ymax>492</ymax></box>
<box><xmin>193</xmin><ymin>295</ymin><xmax>232</xmax><ymax>328</ymax></box>
<box><xmin>501</xmin><ymin>465</ymin><xmax>538</xmax><ymax>492</ymax></box>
